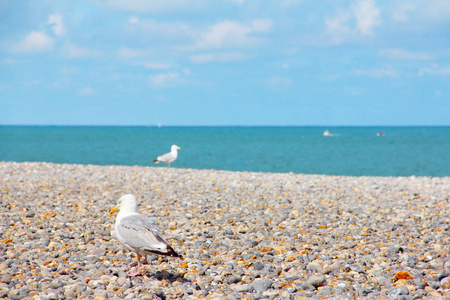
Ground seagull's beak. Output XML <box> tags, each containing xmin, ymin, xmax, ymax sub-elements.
<box><xmin>110</xmin><ymin>206</ymin><xmax>119</xmax><ymax>215</ymax></box>
<box><xmin>177</xmin><ymin>146</ymin><xmax>181</xmax><ymax>150</ymax></box>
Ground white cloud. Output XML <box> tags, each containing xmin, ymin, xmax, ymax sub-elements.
<box><xmin>325</xmin><ymin>11</ymin><xmax>352</xmax><ymax>41</ymax></box>
<box><xmin>1</xmin><ymin>58</ymin><xmax>22</xmax><ymax>65</ymax></box>
<box><xmin>252</xmin><ymin>19</ymin><xmax>272</xmax><ymax>32</ymax></box>
<box><xmin>191</xmin><ymin>54</ymin><xmax>214</xmax><ymax>63</ymax></box>
<box><xmin>391</xmin><ymin>3</ymin><xmax>416</xmax><ymax>22</ymax></box>
<box><xmin>125</xmin><ymin>18</ymin><xmax>271</xmax><ymax>52</ymax></box>
<box><xmin>325</xmin><ymin>0</ymin><xmax>382</xmax><ymax>43</ymax></box>
<box><xmin>128</xmin><ymin>16</ymin><xmax>139</xmax><ymax>24</ymax></box>
<box><xmin>142</xmin><ymin>63</ymin><xmax>172</xmax><ymax>70</ymax></box>
<box><xmin>118</xmin><ymin>47</ymin><xmax>152</xmax><ymax>58</ymax></box>
<box><xmin>353</xmin><ymin>0</ymin><xmax>382</xmax><ymax>36</ymax></box>
<box><xmin>134</xmin><ymin>19</ymin><xmax>196</xmax><ymax>42</ymax></box>
<box><xmin>105</xmin><ymin>0</ymin><xmax>207</xmax><ymax>13</ymax></box>
<box><xmin>63</xmin><ymin>43</ymin><xmax>101</xmax><ymax>58</ymax></box>
<box><xmin>379</xmin><ymin>49</ymin><xmax>433</xmax><ymax>61</ymax></box>
<box><xmin>149</xmin><ymin>72</ymin><xmax>182</xmax><ymax>87</ymax></box>
<box><xmin>418</xmin><ymin>65</ymin><xmax>450</xmax><ymax>76</ymax></box>
<box><xmin>354</xmin><ymin>67</ymin><xmax>398</xmax><ymax>78</ymax></box>
<box><xmin>59</xmin><ymin>66</ymin><xmax>78</xmax><ymax>75</ymax></box>
<box><xmin>279</xmin><ymin>0</ymin><xmax>304</xmax><ymax>9</ymax></box>
<box><xmin>48</xmin><ymin>14</ymin><xmax>65</xmax><ymax>37</ymax></box>
<box><xmin>266</xmin><ymin>76</ymin><xmax>292</xmax><ymax>87</ymax></box>
<box><xmin>79</xmin><ymin>86</ymin><xmax>94</xmax><ymax>95</ymax></box>
<box><xmin>423</xmin><ymin>0</ymin><xmax>450</xmax><ymax>22</ymax></box>
<box><xmin>389</xmin><ymin>0</ymin><xmax>450</xmax><ymax>23</ymax></box>
<box><xmin>343</xmin><ymin>87</ymin><xmax>365</xmax><ymax>96</ymax></box>
<box><xmin>226</xmin><ymin>0</ymin><xmax>244</xmax><ymax>5</ymax></box>
<box><xmin>191</xmin><ymin>52</ymin><xmax>245</xmax><ymax>63</ymax></box>
<box><xmin>189</xmin><ymin>19</ymin><xmax>272</xmax><ymax>51</ymax></box>
<box><xmin>7</xmin><ymin>31</ymin><xmax>54</xmax><ymax>54</ymax></box>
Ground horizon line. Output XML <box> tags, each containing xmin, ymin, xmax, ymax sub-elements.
<box><xmin>1</xmin><ymin>124</ymin><xmax>449</xmax><ymax>128</ymax></box>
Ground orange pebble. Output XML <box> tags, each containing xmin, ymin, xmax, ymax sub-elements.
<box><xmin>395</xmin><ymin>271</ymin><xmax>412</xmax><ymax>280</ymax></box>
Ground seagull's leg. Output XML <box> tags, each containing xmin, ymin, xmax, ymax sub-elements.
<box><xmin>127</xmin><ymin>252</ymin><xmax>142</xmax><ymax>276</ymax></box>
<box><xmin>127</xmin><ymin>255</ymin><xmax>147</xmax><ymax>267</ymax></box>
<box><xmin>168</xmin><ymin>163</ymin><xmax>171</xmax><ymax>168</ymax></box>
<box><xmin>128</xmin><ymin>261</ymin><xmax>138</xmax><ymax>267</ymax></box>
<box><xmin>141</xmin><ymin>256</ymin><xmax>148</xmax><ymax>264</ymax></box>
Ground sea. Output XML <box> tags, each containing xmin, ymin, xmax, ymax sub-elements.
<box><xmin>1</xmin><ymin>126</ymin><xmax>449</xmax><ymax>177</ymax></box>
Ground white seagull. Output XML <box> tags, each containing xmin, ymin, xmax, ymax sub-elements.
<box><xmin>153</xmin><ymin>145</ymin><xmax>181</xmax><ymax>168</ymax></box>
<box><xmin>109</xmin><ymin>194</ymin><xmax>182</xmax><ymax>276</ymax></box>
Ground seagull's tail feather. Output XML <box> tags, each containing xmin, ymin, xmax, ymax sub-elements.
<box><xmin>147</xmin><ymin>245</ymin><xmax>182</xmax><ymax>259</ymax></box>
<box><xmin>153</xmin><ymin>159</ymin><xmax>160</xmax><ymax>164</ymax></box>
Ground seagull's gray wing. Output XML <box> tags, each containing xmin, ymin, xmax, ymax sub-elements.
<box><xmin>157</xmin><ymin>152</ymin><xmax>175</xmax><ymax>163</ymax></box>
<box><xmin>117</xmin><ymin>214</ymin><xmax>170</xmax><ymax>255</ymax></box>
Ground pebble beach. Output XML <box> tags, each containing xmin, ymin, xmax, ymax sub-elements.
<box><xmin>1</xmin><ymin>161</ymin><xmax>449</xmax><ymax>299</ymax></box>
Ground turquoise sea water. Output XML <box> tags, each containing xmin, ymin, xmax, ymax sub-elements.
<box><xmin>1</xmin><ymin>126</ymin><xmax>449</xmax><ymax>177</ymax></box>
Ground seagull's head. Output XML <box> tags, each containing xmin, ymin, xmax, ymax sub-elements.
<box><xmin>110</xmin><ymin>194</ymin><xmax>138</xmax><ymax>215</ymax></box>
<box><xmin>172</xmin><ymin>145</ymin><xmax>181</xmax><ymax>151</ymax></box>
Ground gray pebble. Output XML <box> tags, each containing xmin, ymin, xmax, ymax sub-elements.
<box><xmin>306</xmin><ymin>262</ymin><xmax>322</xmax><ymax>272</ymax></box>
<box><xmin>388</xmin><ymin>286</ymin><xmax>410</xmax><ymax>300</ymax></box>
<box><xmin>308</xmin><ymin>274</ymin><xmax>326</xmax><ymax>287</ymax></box>
<box><xmin>300</xmin><ymin>281</ymin><xmax>316</xmax><ymax>291</ymax></box>
<box><xmin>64</xmin><ymin>283</ymin><xmax>82</xmax><ymax>298</ymax></box>
<box><xmin>318</xmin><ymin>286</ymin><xmax>333</xmax><ymax>297</ymax></box>
<box><xmin>253</xmin><ymin>261</ymin><xmax>264</xmax><ymax>270</ymax></box>
<box><xmin>47</xmin><ymin>292</ymin><xmax>59</xmax><ymax>300</ymax></box>
<box><xmin>40</xmin><ymin>238</ymin><xmax>51</xmax><ymax>247</ymax></box>
<box><xmin>249</xmin><ymin>278</ymin><xmax>273</xmax><ymax>293</ymax></box>
<box><xmin>228</xmin><ymin>275</ymin><xmax>241</xmax><ymax>284</ymax></box>
<box><xmin>231</xmin><ymin>284</ymin><xmax>249</xmax><ymax>293</ymax></box>
<box><xmin>444</xmin><ymin>260</ymin><xmax>450</xmax><ymax>272</ymax></box>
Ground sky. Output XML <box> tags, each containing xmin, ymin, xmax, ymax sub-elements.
<box><xmin>1</xmin><ymin>0</ymin><xmax>449</xmax><ymax>126</ymax></box>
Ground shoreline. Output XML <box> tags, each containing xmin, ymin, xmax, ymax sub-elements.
<box><xmin>1</xmin><ymin>161</ymin><xmax>449</xmax><ymax>299</ymax></box>
<box><xmin>1</xmin><ymin>160</ymin><xmax>448</xmax><ymax>179</ymax></box>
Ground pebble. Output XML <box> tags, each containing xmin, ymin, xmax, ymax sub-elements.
<box><xmin>308</xmin><ymin>274</ymin><xmax>326</xmax><ymax>287</ymax></box>
<box><xmin>388</xmin><ymin>286</ymin><xmax>410</xmax><ymax>299</ymax></box>
<box><xmin>231</xmin><ymin>284</ymin><xmax>249</xmax><ymax>293</ymax></box>
<box><xmin>299</xmin><ymin>281</ymin><xmax>315</xmax><ymax>291</ymax></box>
<box><xmin>249</xmin><ymin>278</ymin><xmax>273</xmax><ymax>293</ymax></box>
<box><xmin>0</xmin><ymin>161</ymin><xmax>449</xmax><ymax>299</ymax></box>
<box><xmin>253</xmin><ymin>261</ymin><xmax>264</xmax><ymax>270</ymax></box>
<box><xmin>228</xmin><ymin>275</ymin><xmax>241</xmax><ymax>284</ymax></box>
<box><xmin>306</xmin><ymin>261</ymin><xmax>322</xmax><ymax>273</ymax></box>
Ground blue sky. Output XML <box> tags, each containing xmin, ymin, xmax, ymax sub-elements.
<box><xmin>1</xmin><ymin>0</ymin><xmax>449</xmax><ymax>126</ymax></box>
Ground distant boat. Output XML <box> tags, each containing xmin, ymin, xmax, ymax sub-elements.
<box><xmin>377</xmin><ymin>131</ymin><xmax>385</xmax><ymax>136</ymax></box>
<box><xmin>323</xmin><ymin>130</ymin><xmax>339</xmax><ymax>137</ymax></box>
<box><xmin>157</xmin><ymin>122</ymin><xmax>162</xmax><ymax>128</ymax></box>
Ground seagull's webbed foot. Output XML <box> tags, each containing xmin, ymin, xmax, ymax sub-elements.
<box><xmin>127</xmin><ymin>252</ymin><xmax>145</xmax><ymax>276</ymax></box>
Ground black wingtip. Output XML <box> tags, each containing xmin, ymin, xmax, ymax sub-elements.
<box><xmin>167</xmin><ymin>245</ymin><xmax>183</xmax><ymax>259</ymax></box>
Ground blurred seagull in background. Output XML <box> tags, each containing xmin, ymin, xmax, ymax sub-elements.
<box><xmin>153</xmin><ymin>145</ymin><xmax>181</xmax><ymax>168</ymax></box>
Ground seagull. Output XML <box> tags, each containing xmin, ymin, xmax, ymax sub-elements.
<box><xmin>109</xmin><ymin>194</ymin><xmax>182</xmax><ymax>276</ymax></box>
<box><xmin>153</xmin><ymin>145</ymin><xmax>181</xmax><ymax>168</ymax></box>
